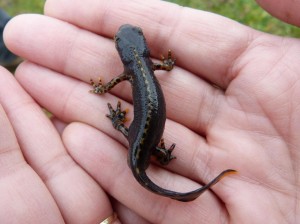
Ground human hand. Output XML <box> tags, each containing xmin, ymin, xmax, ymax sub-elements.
<box><xmin>2</xmin><ymin>0</ymin><xmax>299</xmax><ymax>223</ymax></box>
<box><xmin>0</xmin><ymin>66</ymin><xmax>120</xmax><ymax>223</ymax></box>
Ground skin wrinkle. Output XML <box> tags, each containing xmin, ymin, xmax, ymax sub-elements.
<box><xmin>189</xmin><ymin>137</ymin><xmax>212</xmax><ymax>185</ymax></box>
<box><xmin>224</xmin><ymin>31</ymin><xmax>256</xmax><ymax>88</ymax></box>
<box><xmin>58</xmin><ymin>80</ymin><xmax>85</xmax><ymax>123</ymax></box>
<box><xmin>37</xmin><ymin>152</ymin><xmax>74</xmax><ymax>184</ymax></box>
<box><xmin>102</xmin><ymin>155</ymin><xmax>128</xmax><ymax>198</ymax></box>
<box><xmin>148</xmin><ymin>5</ymin><xmax>181</xmax><ymax>57</ymax></box>
<box><xmin>257</xmin><ymin>72</ymin><xmax>294</xmax><ymax>136</ymax></box>
<box><xmin>239</xmin><ymin>88</ymin><xmax>297</xmax><ymax>224</ymax></box>
<box><xmin>7</xmin><ymin>102</ymin><xmax>51</xmax><ymax>162</ymax></box>
<box><xmin>162</xmin><ymin>73</ymin><xmax>208</xmax><ymax>132</ymax></box>
<box><xmin>150</xmin><ymin>24</ymin><xmax>176</xmax><ymax>61</ymax></box>
<box><xmin>189</xmin><ymin>22</ymin><xmax>253</xmax><ymax>88</ymax></box>
<box><xmin>271</xmin><ymin>190</ymin><xmax>294</xmax><ymax>224</ymax></box>
<box><xmin>227</xmin><ymin>35</ymin><xmax>277</xmax><ymax>93</ymax></box>
<box><xmin>285</xmin><ymin>81</ymin><xmax>300</xmax><ymax>182</ymax></box>
<box><xmin>242</xmin><ymin>104</ymin><xmax>293</xmax><ymax>190</ymax></box>
<box><xmin>64</xmin><ymin>28</ymin><xmax>96</xmax><ymax>78</ymax></box>
<box><xmin>93</xmin><ymin>1</ymin><xmax>112</xmax><ymax>36</ymax></box>
<box><xmin>194</xmin><ymin>92</ymin><xmax>208</xmax><ymax>135</ymax></box>
<box><xmin>152</xmin><ymin>196</ymin><xmax>173</xmax><ymax>224</ymax></box>
<box><xmin>209</xmin><ymin>90</ymin><xmax>292</xmax><ymax>197</ymax></box>
<box><xmin>204</xmin><ymin>88</ymin><xmax>225</xmax><ymax>134</ymax></box>
<box><xmin>0</xmin><ymin>147</ymin><xmax>23</xmax><ymax>169</ymax></box>
<box><xmin>266</xmin><ymin>189</ymin><xmax>288</xmax><ymax>224</ymax></box>
<box><xmin>59</xmin><ymin>29</ymin><xmax>77</xmax><ymax>74</ymax></box>
<box><xmin>289</xmin><ymin>83</ymin><xmax>300</xmax><ymax>224</ymax></box>
<box><xmin>231</xmin><ymin>38</ymin><xmax>292</xmax><ymax>138</ymax></box>
<box><xmin>296</xmin><ymin>188</ymin><xmax>300</xmax><ymax>224</ymax></box>
<box><xmin>0</xmin><ymin>151</ymin><xmax>26</xmax><ymax>181</ymax></box>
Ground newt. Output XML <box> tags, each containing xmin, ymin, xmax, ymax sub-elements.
<box><xmin>90</xmin><ymin>24</ymin><xmax>236</xmax><ymax>201</ymax></box>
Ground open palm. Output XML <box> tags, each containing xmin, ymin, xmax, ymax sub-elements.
<box><xmin>1</xmin><ymin>0</ymin><xmax>299</xmax><ymax>223</ymax></box>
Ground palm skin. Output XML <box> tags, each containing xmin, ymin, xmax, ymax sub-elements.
<box><xmin>0</xmin><ymin>0</ymin><xmax>299</xmax><ymax>223</ymax></box>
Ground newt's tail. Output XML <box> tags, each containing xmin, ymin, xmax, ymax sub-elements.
<box><xmin>135</xmin><ymin>169</ymin><xmax>237</xmax><ymax>202</ymax></box>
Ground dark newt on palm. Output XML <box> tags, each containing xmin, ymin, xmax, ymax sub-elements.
<box><xmin>90</xmin><ymin>24</ymin><xmax>236</xmax><ymax>201</ymax></box>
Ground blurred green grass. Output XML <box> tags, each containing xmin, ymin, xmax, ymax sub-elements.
<box><xmin>1</xmin><ymin>0</ymin><xmax>299</xmax><ymax>38</ymax></box>
<box><xmin>168</xmin><ymin>0</ymin><xmax>300</xmax><ymax>37</ymax></box>
<box><xmin>0</xmin><ymin>0</ymin><xmax>44</xmax><ymax>15</ymax></box>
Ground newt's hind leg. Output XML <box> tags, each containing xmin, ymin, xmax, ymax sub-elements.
<box><xmin>152</xmin><ymin>138</ymin><xmax>176</xmax><ymax>165</ymax></box>
<box><xmin>106</xmin><ymin>101</ymin><xmax>129</xmax><ymax>138</ymax></box>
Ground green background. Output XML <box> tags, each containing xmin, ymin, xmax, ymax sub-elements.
<box><xmin>1</xmin><ymin>0</ymin><xmax>299</xmax><ymax>37</ymax></box>
<box><xmin>168</xmin><ymin>0</ymin><xmax>300</xmax><ymax>37</ymax></box>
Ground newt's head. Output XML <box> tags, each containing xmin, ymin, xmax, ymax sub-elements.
<box><xmin>114</xmin><ymin>24</ymin><xmax>150</xmax><ymax>65</ymax></box>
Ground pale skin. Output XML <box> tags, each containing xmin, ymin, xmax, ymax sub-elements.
<box><xmin>0</xmin><ymin>0</ymin><xmax>299</xmax><ymax>223</ymax></box>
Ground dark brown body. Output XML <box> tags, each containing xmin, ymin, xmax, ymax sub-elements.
<box><xmin>90</xmin><ymin>24</ymin><xmax>236</xmax><ymax>201</ymax></box>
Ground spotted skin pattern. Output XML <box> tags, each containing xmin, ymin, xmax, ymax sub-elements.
<box><xmin>90</xmin><ymin>24</ymin><xmax>236</xmax><ymax>201</ymax></box>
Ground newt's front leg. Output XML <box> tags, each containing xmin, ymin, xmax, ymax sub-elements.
<box><xmin>90</xmin><ymin>74</ymin><xmax>130</xmax><ymax>137</ymax></box>
<box><xmin>90</xmin><ymin>73</ymin><xmax>129</xmax><ymax>94</ymax></box>
<box><xmin>152</xmin><ymin>50</ymin><xmax>176</xmax><ymax>71</ymax></box>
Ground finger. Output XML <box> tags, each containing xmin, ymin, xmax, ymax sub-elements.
<box><xmin>0</xmin><ymin>67</ymin><xmax>112</xmax><ymax>223</ymax></box>
<box><xmin>44</xmin><ymin>0</ymin><xmax>254</xmax><ymax>88</ymax></box>
<box><xmin>113</xmin><ymin>200</ymin><xmax>150</xmax><ymax>224</ymax></box>
<box><xmin>5</xmin><ymin>1</ymin><xmax>254</xmax><ymax>90</ymax></box>
<box><xmin>14</xmin><ymin>61</ymin><xmax>126</xmax><ymax>141</ymax></box>
<box><xmin>4</xmin><ymin>14</ymin><xmax>118</xmax><ymax>83</ymax></box>
<box><xmin>0</xmin><ymin>68</ymin><xmax>64</xmax><ymax>223</ymax></box>
<box><xmin>256</xmin><ymin>0</ymin><xmax>300</xmax><ymax>27</ymax></box>
<box><xmin>63</xmin><ymin>122</ymin><xmax>233</xmax><ymax>224</ymax></box>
